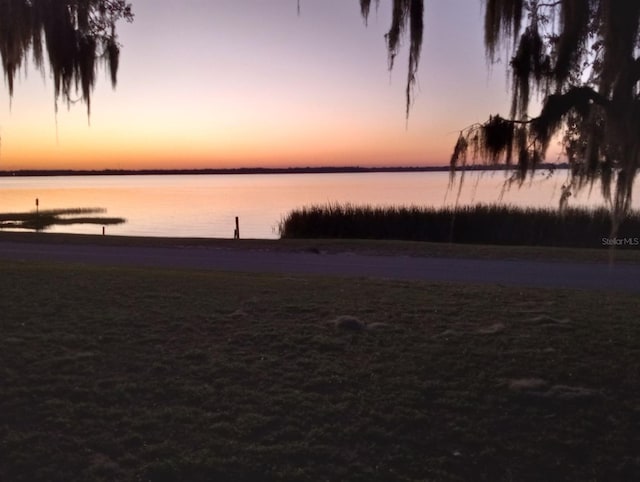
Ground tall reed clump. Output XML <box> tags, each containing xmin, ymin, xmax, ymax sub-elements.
<box><xmin>278</xmin><ymin>203</ymin><xmax>640</xmax><ymax>248</ymax></box>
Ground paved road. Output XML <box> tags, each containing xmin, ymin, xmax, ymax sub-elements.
<box><xmin>0</xmin><ymin>240</ymin><xmax>638</xmax><ymax>293</ymax></box>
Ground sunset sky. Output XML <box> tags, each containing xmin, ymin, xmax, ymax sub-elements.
<box><xmin>0</xmin><ymin>0</ymin><xmax>531</xmax><ymax>171</ymax></box>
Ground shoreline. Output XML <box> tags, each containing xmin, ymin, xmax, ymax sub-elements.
<box><xmin>0</xmin><ymin>163</ymin><xmax>567</xmax><ymax>178</ymax></box>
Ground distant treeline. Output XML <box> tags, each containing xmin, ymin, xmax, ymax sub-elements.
<box><xmin>278</xmin><ymin>203</ymin><xmax>640</xmax><ymax>248</ymax></box>
<box><xmin>0</xmin><ymin>164</ymin><xmax>567</xmax><ymax>177</ymax></box>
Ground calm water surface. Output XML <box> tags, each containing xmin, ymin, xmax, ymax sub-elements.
<box><xmin>1</xmin><ymin>171</ymin><xmax>638</xmax><ymax>239</ymax></box>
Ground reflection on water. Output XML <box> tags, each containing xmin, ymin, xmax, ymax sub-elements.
<box><xmin>0</xmin><ymin>171</ymin><xmax>637</xmax><ymax>239</ymax></box>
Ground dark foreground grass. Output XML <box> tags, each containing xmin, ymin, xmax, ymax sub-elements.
<box><xmin>279</xmin><ymin>203</ymin><xmax>640</xmax><ymax>248</ymax></box>
<box><xmin>1</xmin><ymin>261</ymin><xmax>639</xmax><ymax>481</ymax></box>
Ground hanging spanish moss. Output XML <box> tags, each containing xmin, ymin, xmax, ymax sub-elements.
<box><xmin>359</xmin><ymin>0</ymin><xmax>379</xmax><ymax>24</ymax></box>
<box><xmin>509</xmin><ymin>25</ymin><xmax>550</xmax><ymax>118</ymax></box>
<box><xmin>554</xmin><ymin>0</ymin><xmax>591</xmax><ymax>85</ymax></box>
<box><xmin>453</xmin><ymin>0</ymin><xmax>640</xmax><ymax>236</ymax></box>
<box><xmin>361</xmin><ymin>0</ymin><xmax>423</xmax><ymax>117</ymax></box>
<box><xmin>484</xmin><ymin>0</ymin><xmax>524</xmax><ymax>62</ymax></box>
<box><xmin>0</xmin><ymin>0</ymin><xmax>133</xmax><ymax>116</ymax></box>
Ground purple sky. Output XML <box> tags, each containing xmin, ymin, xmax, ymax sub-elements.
<box><xmin>1</xmin><ymin>0</ymin><xmax>531</xmax><ymax>170</ymax></box>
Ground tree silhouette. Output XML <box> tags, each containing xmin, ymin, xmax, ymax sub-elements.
<box><xmin>362</xmin><ymin>0</ymin><xmax>638</xmax><ymax>230</ymax></box>
<box><xmin>445</xmin><ymin>0</ymin><xmax>640</xmax><ymax>230</ymax></box>
<box><xmin>0</xmin><ymin>0</ymin><xmax>133</xmax><ymax>116</ymax></box>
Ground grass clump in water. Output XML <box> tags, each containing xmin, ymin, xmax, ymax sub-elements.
<box><xmin>278</xmin><ymin>203</ymin><xmax>640</xmax><ymax>248</ymax></box>
<box><xmin>0</xmin><ymin>208</ymin><xmax>125</xmax><ymax>231</ymax></box>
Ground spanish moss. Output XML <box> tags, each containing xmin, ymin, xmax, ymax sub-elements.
<box><xmin>0</xmin><ymin>0</ymin><xmax>133</xmax><ymax>117</ymax></box>
<box><xmin>454</xmin><ymin>0</ymin><xmax>640</xmax><ymax>236</ymax></box>
<box><xmin>360</xmin><ymin>0</ymin><xmax>423</xmax><ymax>118</ymax></box>
<box><xmin>509</xmin><ymin>25</ymin><xmax>549</xmax><ymax>118</ymax></box>
<box><xmin>484</xmin><ymin>0</ymin><xmax>524</xmax><ymax>62</ymax></box>
<box><xmin>554</xmin><ymin>0</ymin><xmax>591</xmax><ymax>85</ymax></box>
<box><xmin>359</xmin><ymin>0</ymin><xmax>380</xmax><ymax>25</ymax></box>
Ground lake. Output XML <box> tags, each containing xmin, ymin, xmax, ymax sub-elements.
<box><xmin>1</xmin><ymin>171</ymin><xmax>638</xmax><ymax>239</ymax></box>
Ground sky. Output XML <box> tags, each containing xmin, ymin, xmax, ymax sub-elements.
<box><xmin>0</xmin><ymin>0</ymin><xmax>525</xmax><ymax>171</ymax></box>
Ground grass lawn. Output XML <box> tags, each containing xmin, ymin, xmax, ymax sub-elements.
<box><xmin>1</xmin><ymin>259</ymin><xmax>639</xmax><ymax>481</ymax></box>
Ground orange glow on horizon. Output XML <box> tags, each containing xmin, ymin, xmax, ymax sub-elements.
<box><xmin>1</xmin><ymin>112</ymin><xmax>456</xmax><ymax>170</ymax></box>
<box><xmin>0</xmin><ymin>1</ymin><xmax>522</xmax><ymax>172</ymax></box>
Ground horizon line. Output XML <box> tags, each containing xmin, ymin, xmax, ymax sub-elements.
<box><xmin>0</xmin><ymin>163</ymin><xmax>568</xmax><ymax>177</ymax></box>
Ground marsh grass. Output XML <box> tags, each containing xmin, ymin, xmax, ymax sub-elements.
<box><xmin>0</xmin><ymin>208</ymin><xmax>125</xmax><ymax>231</ymax></box>
<box><xmin>1</xmin><ymin>260</ymin><xmax>639</xmax><ymax>481</ymax></box>
<box><xmin>279</xmin><ymin>203</ymin><xmax>640</xmax><ymax>248</ymax></box>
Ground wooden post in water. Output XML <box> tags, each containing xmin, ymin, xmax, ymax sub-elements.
<box><xmin>102</xmin><ymin>226</ymin><xmax>105</xmax><ymax>236</ymax></box>
<box><xmin>234</xmin><ymin>217</ymin><xmax>240</xmax><ymax>239</ymax></box>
